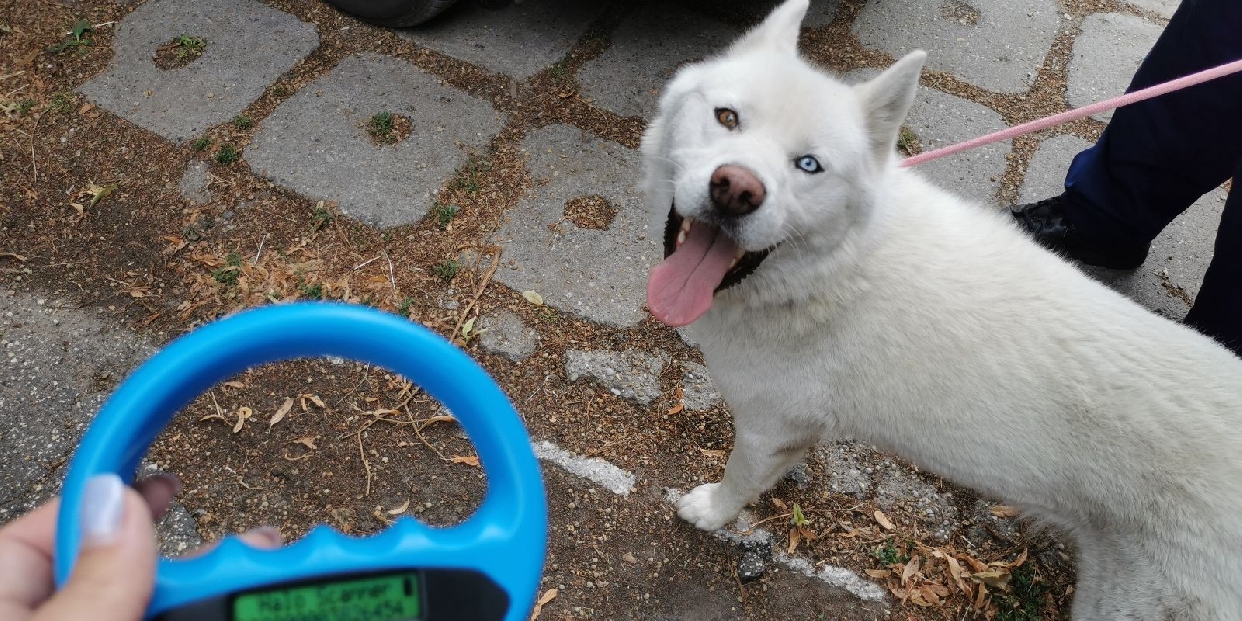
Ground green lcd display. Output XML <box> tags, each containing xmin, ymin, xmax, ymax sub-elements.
<box><xmin>232</xmin><ymin>572</ymin><xmax>423</xmax><ymax>621</ymax></box>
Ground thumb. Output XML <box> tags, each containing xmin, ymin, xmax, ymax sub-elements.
<box><xmin>35</xmin><ymin>475</ymin><xmax>156</xmax><ymax>621</ymax></box>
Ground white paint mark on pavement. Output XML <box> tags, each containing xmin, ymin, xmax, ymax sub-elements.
<box><xmin>532</xmin><ymin>440</ymin><xmax>636</xmax><ymax>497</ymax></box>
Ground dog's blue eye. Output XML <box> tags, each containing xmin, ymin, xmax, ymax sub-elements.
<box><xmin>795</xmin><ymin>155</ymin><xmax>823</xmax><ymax>174</ymax></box>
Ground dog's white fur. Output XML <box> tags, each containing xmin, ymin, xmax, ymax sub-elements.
<box><xmin>641</xmin><ymin>1</ymin><xmax>1242</xmax><ymax>618</ymax></box>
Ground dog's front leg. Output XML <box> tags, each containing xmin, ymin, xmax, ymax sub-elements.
<box><xmin>677</xmin><ymin>420</ymin><xmax>816</xmax><ymax>531</ymax></box>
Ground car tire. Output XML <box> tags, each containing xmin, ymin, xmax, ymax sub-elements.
<box><xmin>323</xmin><ymin>0</ymin><xmax>460</xmax><ymax>27</ymax></box>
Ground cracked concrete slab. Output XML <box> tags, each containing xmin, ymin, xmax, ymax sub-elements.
<box><xmin>854</xmin><ymin>0</ymin><xmax>1060</xmax><ymax>94</ymax></box>
<box><xmin>1068</xmin><ymin>13</ymin><xmax>1163</xmax><ymax>122</ymax></box>
<box><xmin>679</xmin><ymin>361</ymin><xmax>721</xmax><ymax>411</ymax></box>
<box><xmin>492</xmin><ymin>124</ymin><xmax>657</xmax><ymax>327</ymax></box>
<box><xmin>399</xmin><ymin>0</ymin><xmax>607</xmax><ymax>81</ymax></box>
<box><xmin>245</xmin><ymin>54</ymin><xmax>504</xmax><ymax>228</ymax></box>
<box><xmin>179</xmin><ymin>160</ymin><xmax>212</xmax><ymax>205</ymax></box>
<box><xmin>477</xmin><ymin>310</ymin><xmax>539</xmax><ymax>362</ymax></box>
<box><xmin>565</xmin><ymin>349</ymin><xmax>669</xmax><ymax>405</ymax></box>
<box><xmin>0</xmin><ymin>291</ymin><xmax>155</xmax><ymax>516</ymax></box>
<box><xmin>79</xmin><ymin>0</ymin><xmax>319</xmax><ymax>143</ymax></box>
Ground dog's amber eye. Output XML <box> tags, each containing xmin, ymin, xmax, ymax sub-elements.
<box><xmin>715</xmin><ymin>107</ymin><xmax>739</xmax><ymax>129</ymax></box>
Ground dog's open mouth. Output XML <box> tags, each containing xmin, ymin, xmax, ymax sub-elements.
<box><xmin>646</xmin><ymin>206</ymin><xmax>771</xmax><ymax>327</ymax></box>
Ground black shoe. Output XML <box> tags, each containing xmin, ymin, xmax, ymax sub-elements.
<box><xmin>1009</xmin><ymin>195</ymin><xmax>1149</xmax><ymax>270</ymax></box>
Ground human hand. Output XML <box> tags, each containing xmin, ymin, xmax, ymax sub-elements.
<box><xmin>0</xmin><ymin>474</ymin><xmax>282</xmax><ymax>621</ymax></box>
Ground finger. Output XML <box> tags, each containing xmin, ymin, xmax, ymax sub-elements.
<box><xmin>0</xmin><ymin>500</ymin><xmax>60</xmax><ymax>608</ymax></box>
<box><xmin>133</xmin><ymin>474</ymin><xmax>181</xmax><ymax>522</ymax></box>
<box><xmin>179</xmin><ymin>526</ymin><xmax>283</xmax><ymax>559</ymax></box>
<box><xmin>32</xmin><ymin>476</ymin><xmax>155</xmax><ymax>621</ymax></box>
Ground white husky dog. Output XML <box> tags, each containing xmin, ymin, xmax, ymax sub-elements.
<box><xmin>642</xmin><ymin>1</ymin><xmax>1242</xmax><ymax>618</ymax></box>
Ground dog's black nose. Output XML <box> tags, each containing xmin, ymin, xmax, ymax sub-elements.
<box><xmin>710</xmin><ymin>165</ymin><xmax>765</xmax><ymax>216</ymax></box>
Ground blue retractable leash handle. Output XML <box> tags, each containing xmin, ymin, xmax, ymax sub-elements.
<box><xmin>54</xmin><ymin>303</ymin><xmax>547</xmax><ymax>621</ymax></box>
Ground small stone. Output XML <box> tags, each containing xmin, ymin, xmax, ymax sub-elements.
<box><xmin>736</xmin><ymin>538</ymin><xmax>771</xmax><ymax>583</ymax></box>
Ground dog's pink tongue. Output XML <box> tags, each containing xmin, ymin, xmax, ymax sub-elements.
<box><xmin>647</xmin><ymin>222</ymin><xmax>739</xmax><ymax>327</ymax></box>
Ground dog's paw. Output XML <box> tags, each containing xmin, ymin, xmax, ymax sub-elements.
<box><xmin>676</xmin><ymin>483</ymin><xmax>738</xmax><ymax>531</ymax></box>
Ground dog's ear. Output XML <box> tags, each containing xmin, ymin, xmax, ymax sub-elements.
<box><xmin>728</xmin><ymin>0</ymin><xmax>809</xmax><ymax>57</ymax></box>
<box><xmin>856</xmin><ymin>50</ymin><xmax>926</xmax><ymax>161</ymax></box>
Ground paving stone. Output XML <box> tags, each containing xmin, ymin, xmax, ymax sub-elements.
<box><xmin>1125</xmin><ymin>0</ymin><xmax>1178</xmax><ymax>20</ymax></box>
<box><xmin>493</xmin><ymin>124</ymin><xmax>658</xmax><ymax>327</ymax></box>
<box><xmin>1018</xmin><ymin>133</ymin><xmax>1224</xmax><ymax>320</ymax></box>
<box><xmin>0</xmin><ymin>291</ymin><xmax>156</xmax><ymax>519</ymax></box>
<box><xmin>853</xmin><ymin>0</ymin><xmax>1059</xmax><ymax>94</ymax></box>
<box><xmin>848</xmin><ymin>68</ymin><xmax>1008</xmax><ymax>203</ymax></box>
<box><xmin>1068</xmin><ymin>13</ymin><xmax>1162</xmax><ymax>122</ymax></box>
<box><xmin>246</xmin><ymin>54</ymin><xmax>504</xmax><ymax>228</ymax></box>
<box><xmin>179</xmin><ymin>160</ymin><xmax>212</xmax><ymax>204</ymax></box>
<box><xmin>680</xmin><ymin>361</ymin><xmax>721</xmax><ymax>411</ymax></box>
<box><xmin>905</xmin><ymin>91</ymin><xmax>1009</xmax><ymax>204</ymax></box>
<box><xmin>565</xmin><ymin>349</ymin><xmax>669</xmax><ymax>405</ymax></box>
<box><xmin>399</xmin><ymin>0</ymin><xmax>607</xmax><ymax>81</ymax></box>
<box><xmin>578</xmin><ymin>3</ymin><xmax>739</xmax><ymax>119</ymax></box>
<box><xmin>79</xmin><ymin>0</ymin><xmax>319</xmax><ymax>143</ymax></box>
<box><xmin>1017</xmin><ymin>134</ymin><xmax>1091</xmax><ymax>205</ymax></box>
<box><xmin>477</xmin><ymin>310</ymin><xmax>539</xmax><ymax>362</ymax></box>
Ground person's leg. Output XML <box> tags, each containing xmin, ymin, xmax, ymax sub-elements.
<box><xmin>1183</xmin><ymin>164</ymin><xmax>1242</xmax><ymax>357</ymax></box>
<box><xmin>1060</xmin><ymin>0</ymin><xmax>1242</xmax><ymax>247</ymax></box>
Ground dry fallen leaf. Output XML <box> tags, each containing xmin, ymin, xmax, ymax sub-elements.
<box><xmin>865</xmin><ymin>568</ymin><xmax>892</xmax><ymax>579</ymax></box>
<box><xmin>522</xmin><ymin>290</ymin><xmax>544</xmax><ymax>306</ymax></box>
<box><xmin>451</xmin><ymin>455</ymin><xmax>480</xmax><ymax>467</ymax></box>
<box><xmin>232</xmin><ymin>406</ymin><xmax>253</xmax><ymax>433</ymax></box>
<box><xmin>874</xmin><ymin>509</ymin><xmax>895</xmax><ymax>530</ymax></box>
<box><xmin>292</xmin><ymin>436</ymin><xmax>318</xmax><ymax>450</ymax></box>
<box><xmin>387</xmin><ymin>500</ymin><xmax>410</xmax><ymax>515</ymax></box>
<box><xmin>991</xmin><ymin>505</ymin><xmax>1020</xmax><ymax>518</ymax></box>
<box><xmin>971</xmin><ymin>570</ymin><xmax>1011</xmax><ymax>589</ymax></box>
<box><xmin>529</xmin><ymin>588</ymin><xmax>557</xmax><ymax>620</ymax></box>
<box><xmin>307</xmin><ymin>394</ymin><xmax>326</xmax><ymax>408</ymax></box>
<box><xmin>900</xmin><ymin>555</ymin><xmax>922</xmax><ymax>585</ymax></box>
<box><xmin>667</xmin><ymin>402</ymin><xmax>684</xmax><ymax>415</ymax></box>
<box><xmin>697</xmin><ymin>447</ymin><xmax>726</xmax><ymax>459</ymax></box>
<box><xmin>269</xmin><ymin>397</ymin><xmax>295</xmax><ymax>427</ymax></box>
<box><xmin>787</xmin><ymin>527</ymin><xmax>801</xmax><ymax>554</ymax></box>
<box><xmin>222</xmin><ymin>380</ymin><xmax>245</xmax><ymax>389</ymax></box>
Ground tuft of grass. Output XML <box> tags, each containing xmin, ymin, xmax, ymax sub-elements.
<box><xmin>49</xmin><ymin>92</ymin><xmax>73</xmax><ymax>113</ymax></box>
<box><xmin>994</xmin><ymin>564</ymin><xmax>1046</xmax><ymax>621</ymax></box>
<box><xmin>211</xmin><ymin>253</ymin><xmax>242</xmax><ymax>286</ymax></box>
<box><xmin>432</xmin><ymin>203</ymin><xmax>459</xmax><ymax>229</ymax></box>
<box><xmin>367</xmin><ymin>111</ymin><xmax>395</xmax><ymax>141</ymax></box>
<box><xmin>231</xmin><ymin>115</ymin><xmax>253</xmax><ymax>129</ymax></box>
<box><xmin>214</xmin><ymin>144</ymin><xmax>239</xmax><ymax>164</ymax></box>
<box><xmin>433</xmin><ymin>258</ymin><xmax>460</xmax><ymax>282</ymax></box>
<box><xmin>873</xmin><ymin>537</ymin><xmax>911</xmax><ymax>566</ymax></box>
<box><xmin>897</xmin><ymin>126</ymin><xmax>919</xmax><ymax>154</ymax></box>
<box><xmin>450</xmin><ymin>156</ymin><xmax>490</xmax><ymax>194</ymax></box>
<box><xmin>311</xmin><ymin>203</ymin><xmax>334</xmax><ymax>230</ymax></box>
<box><xmin>549</xmin><ymin>61</ymin><xmax>567</xmax><ymax>79</ymax></box>
<box><xmin>192</xmin><ymin>136</ymin><xmax>211</xmax><ymax>152</ymax></box>
<box><xmin>298</xmin><ymin>277</ymin><xmax>324</xmax><ymax>300</ymax></box>
<box><xmin>173</xmin><ymin>34</ymin><xmax>205</xmax><ymax>59</ymax></box>
<box><xmin>47</xmin><ymin>19</ymin><xmax>93</xmax><ymax>55</ymax></box>
<box><xmin>17</xmin><ymin>100</ymin><xmax>36</xmax><ymax>115</ymax></box>
<box><xmin>397</xmin><ymin>297</ymin><xmax>414</xmax><ymax>317</ymax></box>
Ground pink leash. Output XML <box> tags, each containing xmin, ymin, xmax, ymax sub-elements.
<box><xmin>900</xmin><ymin>58</ymin><xmax>1242</xmax><ymax>168</ymax></box>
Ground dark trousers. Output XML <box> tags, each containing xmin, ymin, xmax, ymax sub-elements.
<box><xmin>1062</xmin><ymin>0</ymin><xmax>1242</xmax><ymax>354</ymax></box>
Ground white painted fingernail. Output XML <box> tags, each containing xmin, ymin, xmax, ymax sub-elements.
<box><xmin>80</xmin><ymin>474</ymin><xmax>126</xmax><ymax>548</ymax></box>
